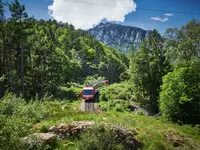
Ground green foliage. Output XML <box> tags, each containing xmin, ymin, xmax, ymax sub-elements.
<box><xmin>33</xmin><ymin>100</ymin><xmax>199</xmax><ymax>150</ymax></box>
<box><xmin>100</xmin><ymin>82</ymin><xmax>134</xmax><ymax>102</ymax></box>
<box><xmin>77</xmin><ymin>124</ymin><xmax>139</xmax><ymax>150</ymax></box>
<box><xmin>59</xmin><ymin>84</ymin><xmax>83</xmax><ymax>100</ymax></box>
<box><xmin>99</xmin><ymin>82</ymin><xmax>134</xmax><ymax>112</ymax></box>
<box><xmin>0</xmin><ymin>0</ymin><xmax>128</xmax><ymax>99</ymax></box>
<box><xmin>160</xmin><ymin>60</ymin><xmax>200</xmax><ymax>124</ymax></box>
<box><xmin>100</xmin><ymin>100</ymin><xmax>131</xmax><ymax>112</ymax></box>
<box><xmin>99</xmin><ymin>48</ymin><xmax>127</xmax><ymax>83</ymax></box>
<box><xmin>84</xmin><ymin>75</ymin><xmax>105</xmax><ymax>85</ymax></box>
<box><xmin>164</xmin><ymin>20</ymin><xmax>200</xmax><ymax>64</ymax></box>
<box><xmin>0</xmin><ymin>93</ymin><xmax>50</xmax><ymax>149</ymax></box>
<box><xmin>131</xmin><ymin>30</ymin><xmax>170</xmax><ymax>113</ymax></box>
<box><xmin>120</xmin><ymin>69</ymin><xmax>130</xmax><ymax>82</ymax></box>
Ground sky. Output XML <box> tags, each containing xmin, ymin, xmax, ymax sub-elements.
<box><xmin>4</xmin><ymin>0</ymin><xmax>200</xmax><ymax>34</ymax></box>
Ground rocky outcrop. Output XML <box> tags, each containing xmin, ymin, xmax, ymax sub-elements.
<box><xmin>48</xmin><ymin>121</ymin><xmax>95</xmax><ymax>139</ymax></box>
<box><xmin>87</xmin><ymin>22</ymin><xmax>152</xmax><ymax>53</ymax></box>
<box><xmin>166</xmin><ymin>130</ymin><xmax>187</xmax><ymax>147</ymax></box>
<box><xmin>23</xmin><ymin>133</ymin><xmax>57</xmax><ymax>148</ymax></box>
<box><xmin>23</xmin><ymin>121</ymin><xmax>142</xmax><ymax>149</ymax></box>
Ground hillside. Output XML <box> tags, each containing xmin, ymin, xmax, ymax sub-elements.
<box><xmin>87</xmin><ymin>22</ymin><xmax>152</xmax><ymax>53</ymax></box>
<box><xmin>1</xmin><ymin>94</ymin><xmax>200</xmax><ymax>150</ymax></box>
<box><xmin>0</xmin><ymin>19</ymin><xmax>129</xmax><ymax>99</ymax></box>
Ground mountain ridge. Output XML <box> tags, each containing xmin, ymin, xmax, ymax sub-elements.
<box><xmin>87</xmin><ymin>22</ymin><xmax>152</xmax><ymax>53</ymax></box>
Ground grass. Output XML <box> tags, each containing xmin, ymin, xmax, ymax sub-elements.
<box><xmin>33</xmin><ymin>100</ymin><xmax>200</xmax><ymax>150</ymax></box>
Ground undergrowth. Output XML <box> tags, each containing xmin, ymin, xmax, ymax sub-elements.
<box><xmin>0</xmin><ymin>93</ymin><xmax>200</xmax><ymax>150</ymax></box>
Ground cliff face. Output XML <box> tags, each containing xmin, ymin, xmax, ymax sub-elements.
<box><xmin>88</xmin><ymin>22</ymin><xmax>151</xmax><ymax>53</ymax></box>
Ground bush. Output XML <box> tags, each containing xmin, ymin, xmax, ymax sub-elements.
<box><xmin>100</xmin><ymin>100</ymin><xmax>130</xmax><ymax>112</ymax></box>
<box><xmin>159</xmin><ymin>61</ymin><xmax>200</xmax><ymax>124</ymax></box>
<box><xmin>77</xmin><ymin>124</ymin><xmax>141</xmax><ymax>150</ymax></box>
<box><xmin>99</xmin><ymin>82</ymin><xmax>134</xmax><ymax>112</ymax></box>
<box><xmin>100</xmin><ymin>82</ymin><xmax>134</xmax><ymax>102</ymax></box>
<box><xmin>0</xmin><ymin>93</ymin><xmax>50</xmax><ymax>150</ymax></box>
<box><xmin>59</xmin><ymin>85</ymin><xmax>83</xmax><ymax>100</ymax></box>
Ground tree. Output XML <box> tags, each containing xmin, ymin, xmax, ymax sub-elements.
<box><xmin>9</xmin><ymin>0</ymin><xmax>28</xmax><ymax>97</ymax></box>
<box><xmin>160</xmin><ymin>60</ymin><xmax>200</xmax><ymax>124</ymax></box>
<box><xmin>99</xmin><ymin>49</ymin><xmax>126</xmax><ymax>83</ymax></box>
<box><xmin>131</xmin><ymin>30</ymin><xmax>170</xmax><ymax>113</ymax></box>
<box><xmin>0</xmin><ymin>0</ymin><xmax>4</xmax><ymax>98</ymax></box>
<box><xmin>164</xmin><ymin>20</ymin><xmax>200</xmax><ymax>65</ymax></box>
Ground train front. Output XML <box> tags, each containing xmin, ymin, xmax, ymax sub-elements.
<box><xmin>82</xmin><ymin>87</ymin><xmax>95</xmax><ymax>101</ymax></box>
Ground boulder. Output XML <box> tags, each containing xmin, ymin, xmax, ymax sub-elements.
<box><xmin>23</xmin><ymin>133</ymin><xmax>57</xmax><ymax>148</ymax></box>
<box><xmin>167</xmin><ymin>131</ymin><xmax>187</xmax><ymax>147</ymax></box>
<box><xmin>78</xmin><ymin>123</ymin><xmax>142</xmax><ymax>150</ymax></box>
<box><xmin>48</xmin><ymin>121</ymin><xmax>95</xmax><ymax>139</ymax></box>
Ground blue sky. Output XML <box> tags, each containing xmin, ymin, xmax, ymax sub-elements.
<box><xmin>4</xmin><ymin>0</ymin><xmax>200</xmax><ymax>34</ymax></box>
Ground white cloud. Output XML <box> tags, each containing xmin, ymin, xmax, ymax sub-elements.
<box><xmin>165</xmin><ymin>13</ymin><xmax>174</xmax><ymax>16</ymax></box>
<box><xmin>48</xmin><ymin>0</ymin><xmax>136</xmax><ymax>29</ymax></box>
<box><xmin>150</xmin><ymin>17</ymin><xmax>168</xmax><ymax>22</ymax></box>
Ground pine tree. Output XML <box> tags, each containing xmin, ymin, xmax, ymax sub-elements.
<box><xmin>9</xmin><ymin>0</ymin><xmax>28</xmax><ymax>97</ymax></box>
<box><xmin>131</xmin><ymin>30</ymin><xmax>170</xmax><ymax>113</ymax></box>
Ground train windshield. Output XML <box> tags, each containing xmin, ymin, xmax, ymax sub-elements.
<box><xmin>83</xmin><ymin>90</ymin><xmax>93</xmax><ymax>95</ymax></box>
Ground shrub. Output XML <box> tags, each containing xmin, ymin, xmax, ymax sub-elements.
<box><xmin>0</xmin><ymin>93</ymin><xmax>50</xmax><ymax>150</ymax></box>
<box><xmin>99</xmin><ymin>82</ymin><xmax>134</xmax><ymax>112</ymax></box>
<box><xmin>159</xmin><ymin>60</ymin><xmax>200</xmax><ymax>124</ymax></box>
<box><xmin>77</xmin><ymin>124</ymin><xmax>141</xmax><ymax>150</ymax></box>
<box><xmin>59</xmin><ymin>86</ymin><xmax>82</xmax><ymax>100</ymax></box>
<box><xmin>100</xmin><ymin>82</ymin><xmax>134</xmax><ymax>102</ymax></box>
<box><xmin>100</xmin><ymin>100</ymin><xmax>130</xmax><ymax>112</ymax></box>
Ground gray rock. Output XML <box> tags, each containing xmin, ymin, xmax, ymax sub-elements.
<box><xmin>87</xmin><ymin>22</ymin><xmax>152</xmax><ymax>53</ymax></box>
<box><xmin>48</xmin><ymin>121</ymin><xmax>95</xmax><ymax>139</ymax></box>
<box><xmin>23</xmin><ymin>133</ymin><xmax>57</xmax><ymax>148</ymax></box>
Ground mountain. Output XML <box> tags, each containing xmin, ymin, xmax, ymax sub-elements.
<box><xmin>87</xmin><ymin>22</ymin><xmax>152</xmax><ymax>53</ymax></box>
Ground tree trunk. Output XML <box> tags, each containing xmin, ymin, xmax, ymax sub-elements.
<box><xmin>0</xmin><ymin>30</ymin><xmax>6</xmax><ymax>98</ymax></box>
<box><xmin>0</xmin><ymin>43</ymin><xmax>2</xmax><ymax>98</ymax></box>
<box><xmin>20</xmin><ymin>46</ymin><xmax>24</xmax><ymax>98</ymax></box>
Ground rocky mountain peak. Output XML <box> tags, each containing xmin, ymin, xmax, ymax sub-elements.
<box><xmin>87</xmin><ymin>22</ymin><xmax>151</xmax><ymax>53</ymax></box>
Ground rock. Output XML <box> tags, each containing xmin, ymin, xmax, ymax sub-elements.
<box><xmin>108</xmin><ymin>125</ymin><xmax>142</xmax><ymax>149</ymax></box>
<box><xmin>58</xmin><ymin>123</ymin><xmax>67</xmax><ymax>129</ymax></box>
<box><xmin>87</xmin><ymin>22</ymin><xmax>152</xmax><ymax>53</ymax></box>
<box><xmin>36</xmin><ymin>133</ymin><xmax>57</xmax><ymax>144</ymax></box>
<box><xmin>80</xmin><ymin>124</ymin><xmax>142</xmax><ymax>150</ymax></box>
<box><xmin>129</xmin><ymin>102</ymin><xmax>140</xmax><ymax>111</ymax></box>
<box><xmin>23</xmin><ymin>133</ymin><xmax>57</xmax><ymax>148</ymax></box>
<box><xmin>48</xmin><ymin>121</ymin><xmax>95</xmax><ymax>139</ymax></box>
<box><xmin>71</xmin><ymin>121</ymin><xmax>95</xmax><ymax>126</ymax></box>
<box><xmin>47</xmin><ymin>121</ymin><xmax>142</xmax><ymax>149</ymax></box>
<box><xmin>167</xmin><ymin>130</ymin><xmax>187</xmax><ymax>147</ymax></box>
<box><xmin>48</xmin><ymin>126</ymin><xmax>58</xmax><ymax>132</ymax></box>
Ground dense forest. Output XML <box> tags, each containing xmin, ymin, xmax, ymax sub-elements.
<box><xmin>0</xmin><ymin>0</ymin><xmax>200</xmax><ymax>149</ymax></box>
<box><xmin>0</xmin><ymin>0</ymin><xmax>128</xmax><ymax>100</ymax></box>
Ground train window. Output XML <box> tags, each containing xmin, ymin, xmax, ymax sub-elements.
<box><xmin>83</xmin><ymin>90</ymin><xmax>93</xmax><ymax>95</ymax></box>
